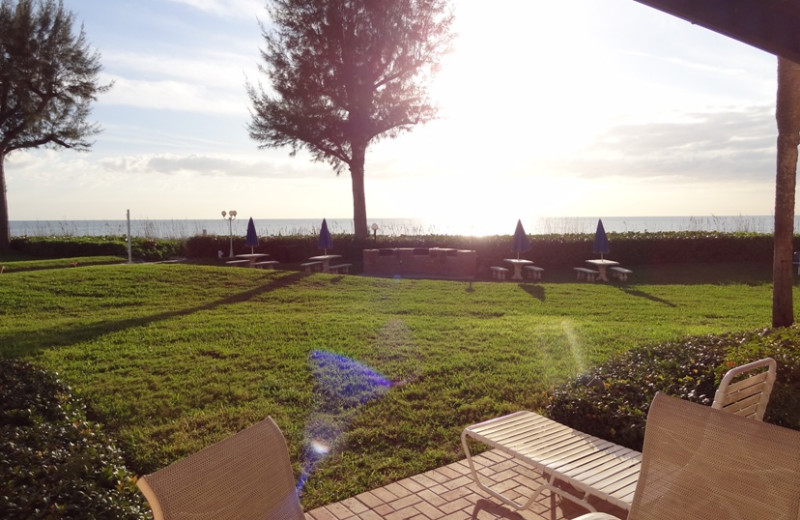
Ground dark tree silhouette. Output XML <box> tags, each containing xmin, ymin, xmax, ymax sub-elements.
<box><xmin>248</xmin><ymin>0</ymin><xmax>454</xmax><ymax>239</ymax></box>
<box><xmin>773</xmin><ymin>57</ymin><xmax>800</xmax><ymax>327</ymax></box>
<box><xmin>0</xmin><ymin>0</ymin><xmax>110</xmax><ymax>251</ymax></box>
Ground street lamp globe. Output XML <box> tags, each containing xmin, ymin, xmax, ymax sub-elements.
<box><xmin>371</xmin><ymin>222</ymin><xmax>379</xmax><ymax>243</ymax></box>
<box><xmin>222</xmin><ymin>210</ymin><xmax>237</xmax><ymax>258</ymax></box>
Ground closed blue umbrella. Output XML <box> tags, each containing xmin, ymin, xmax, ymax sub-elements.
<box><xmin>511</xmin><ymin>219</ymin><xmax>531</xmax><ymax>259</ymax></box>
<box><xmin>593</xmin><ymin>219</ymin><xmax>610</xmax><ymax>259</ymax></box>
<box><xmin>317</xmin><ymin>218</ymin><xmax>333</xmax><ymax>255</ymax></box>
<box><xmin>245</xmin><ymin>217</ymin><xmax>258</xmax><ymax>253</ymax></box>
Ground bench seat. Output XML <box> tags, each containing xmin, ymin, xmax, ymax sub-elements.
<box><xmin>301</xmin><ymin>261</ymin><xmax>322</xmax><ymax>272</ymax></box>
<box><xmin>254</xmin><ymin>260</ymin><xmax>279</xmax><ymax>269</ymax></box>
<box><xmin>462</xmin><ymin>411</ymin><xmax>640</xmax><ymax>512</ymax></box>
<box><xmin>523</xmin><ymin>265</ymin><xmax>544</xmax><ymax>280</ymax></box>
<box><xmin>609</xmin><ymin>266</ymin><xmax>633</xmax><ymax>281</ymax></box>
<box><xmin>490</xmin><ymin>266</ymin><xmax>510</xmax><ymax>280</ymax></box>
<box><xmin>225</xmin><ymin>259</ymin><xmax>252</xmax><ymax>267</ymax></box>
<box><xmin>574</xmin><ymin>267</ymin><xmax>600</xmax><ymax>281</ymax></box>
<box><xmin>328</xmin><ymin>263</ymin><xmax>352</xmax><ymax>274</ymax></box>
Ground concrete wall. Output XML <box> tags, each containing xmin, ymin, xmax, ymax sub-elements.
<box><xmin>363</xmin><ymin>248</ymin><xmax>477</xmax><ymax>279</ymax></box>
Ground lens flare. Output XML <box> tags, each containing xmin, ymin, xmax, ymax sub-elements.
<box><xmin>298</xmin><ymin>350</ymin><xmax>392</xmax><ymax>494</ymax></box>
<box><xmin>310</xmin><ymin>440</ymin><xmax>330</xmax><ymax>455</ymax></box>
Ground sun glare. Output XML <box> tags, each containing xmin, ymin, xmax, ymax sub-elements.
<box><xmin>390</xmin><ymin>1</ymin><xmax>676</xmax><ymax>227</ymax></box>
<box><xmin>430</xmin><ymin>2</ymin><xmax>620</xmax><ymax>160</ymax></box>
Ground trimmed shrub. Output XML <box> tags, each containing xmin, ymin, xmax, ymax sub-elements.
<box><xmin>0</xmin><ymin>360</ymin><xmax>148</xmax><ymax>520</ymax></box>
<box><xmin>10</xmin><ymin>236</ymin><xmax>182</xmax><ymax>262</ymax></box>
<box><xmin>7</xmin><ymin>231</ymin><xmax>796</xmax><ymax>269</ymax></box>
<box><xmin>546</xmin><ymin>326</ymin><xmax>800</xmax><ymax>451</ymax></box>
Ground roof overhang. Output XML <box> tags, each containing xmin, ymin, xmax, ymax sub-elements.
<box><xmin>632</xmin><ymin>0</ymin><xmax>800</xmax><ymax>64</ymax></box>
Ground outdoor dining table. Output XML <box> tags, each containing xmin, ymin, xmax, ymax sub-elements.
<box><xmin>234</xmin><ymin>253</ymin><xmax>270</xmax><ymax>267</ymax></box>
<box><xmin>308</xmin><ymin>254</ymin><xmax>342</xmax><ymax>273</ymax></box>
<box><xmin>503</xmin><ymin>258</ymin><xmax>534</xmax><ymax>281</ymax></box>
<box><xmin>585</xmin><ymin>258</ymin><xmax>619</xmax><ymax>282</ymax></box>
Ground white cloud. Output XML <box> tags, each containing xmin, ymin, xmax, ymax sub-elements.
<box><xmin>556</xmin><ymin>105</ymin><xmax>777</xmax><ymax>181</ymax></box>
<box><xmin>96</xmin><ymin>151</ymin><xmax>332</xmax><ymax>180</ymax></box>
<box><xmin>164</xmin><ymin>0</ymin><xmax>263</xmax><ymax>20</ymax></box>
<box><xmin>100</xmin><ymin>75</ymin><xmax>248</xmax><ymax>116</ymax></box>
<box><xmin>103</xmin><ymin>49</ymin><xmax>257</xmax><ymax>89</ymax></box>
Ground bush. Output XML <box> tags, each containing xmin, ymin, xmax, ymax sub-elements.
<box><xmin>546</xmin><ymin>326</ymin><xmax>800</xmax><ymax>451</ymax></box>
<box><xmin>8</xmin><ymin>231</ymin><xmax>796</xmax><ymax>270</ymax></box>
<box><xmin>722</xmin><ymin>326</ymin><xmax>800</xmax><ymax>430</ymax></box>
<box><xmin>0</xmin><ymin>360</ymin><xmax>148</xmax><ymax>520</ymax></box>
<box><xmin>10</xmin><ymin>236</ymin><xmax>183</xmax><ymax>262</ymax></box>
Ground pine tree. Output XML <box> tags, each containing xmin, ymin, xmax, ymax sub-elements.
<box><xmin>248</xmin><ymin>0</ymin><xmax>454</xmax><ymax>239</ymax></box>
<box><xmin>0</xmin><ymin>0</ymin><xmax>110</xmax><ymax>251</ymax></box>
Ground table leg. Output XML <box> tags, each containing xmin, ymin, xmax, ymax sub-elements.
<box><xmin>597</xmin><ymin>266</ymin><xmax>608</xmax><ymax>281</ymax></box>
<box><xmin>512</xmin><ymin>265</ymin><xmax>524</xmax><ymax>280</ymax></box>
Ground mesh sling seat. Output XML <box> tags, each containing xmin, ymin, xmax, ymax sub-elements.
<box><xmin>136</xmin><ymin>417</ymin><xmax>305</xmax><ymax>520</ymax></box>
<box><xmin>712</xmin><ymin>357</ymin><xmax>777</xmax><ymax>421</ymax></box>
<box><xmin>574</xmin><ymin>392</ymin><xmax>800</xmax><ymax>520</ymax></box>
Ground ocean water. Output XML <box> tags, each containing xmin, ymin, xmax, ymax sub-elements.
<box><xmin>8</xmin><ymin>215</ymin><xmax>790</xmax><ymax>239</ymax></box>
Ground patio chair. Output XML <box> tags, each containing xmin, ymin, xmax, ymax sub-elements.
<box><xmin>573</xmin><ymin>392</ymin><xmax>800</xmax><ymax>520</ymax></box>
<box><xmin>711</xmin><ymin>357</ymin><xmax>776</xmax><ymax>421</ymax></box>
<box><xmin>136</xmin><ymin>416</ymin><xmax>304</xmax><ymax>520</ymax></box>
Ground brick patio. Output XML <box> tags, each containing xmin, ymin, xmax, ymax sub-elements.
<box><xmin>305</xmin><ymin>449</ymin><xmax>627</xmax><ymax>520</ymax></box>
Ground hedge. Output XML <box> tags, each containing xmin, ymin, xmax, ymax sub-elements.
<box><xmin>546</xmin><ymin>326</ymin><xmax>800</xmax><ymax>452</ymax></box>
<box><xmin>10</xmin><ymin>236</ymin><xmax>182</xmax><ymax>262</ymax></box>
<box><xmin>8</xmin><ymin>231</ymin><xmax>800</xmax><ymax>270</ymax></box>
<box><xmin>0</xmin><ymin>360</ymin><xmax>148</xmax><ymax>520</ymax></box>
<box><xmin>184</xmin><ymin>231</ymin><xmax>792</xmax><ymax>268</ymax></box>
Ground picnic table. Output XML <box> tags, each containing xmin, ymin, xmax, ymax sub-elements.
<box><xmin>584</xmin><ymin>258</ymin><xmax>619</xmax><ymax>282</ymax></box>
<box><xmin>503</xmin><ymin>258</ymin><xmax>534</xmax><ymax>281</ymax></box>
<box><xmin>307</xmin><ymin>254</ymin><xmax>342</xmax><ymax>273</ymax></box>
<box><xmin>229</xmin><ymin>253</ymin><xmax>270</xmax><ymax>267</ymax></box>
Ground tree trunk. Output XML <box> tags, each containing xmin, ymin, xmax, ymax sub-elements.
<box><xmin>349</xmin><ymin>141</ymin><xmax>369</xmax><ymax>240</ymax></box>
<box><xmin>0</xmin><ymin>153</ymin><xmax>9</xmax><ymax>252</ymax></box>
<box><xmin>773</xmin><ymin>57</ymin><xmax>800</xmax><ymax>328</ymax></box>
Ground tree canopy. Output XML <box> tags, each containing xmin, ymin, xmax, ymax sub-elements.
<box><xmin>248</xmin><ymin>0</ymin><xmax>454</xmax><ymax>239</ymax></box>
<box><xmin>0</xmin><ymin>0</ymin><xmax>109</xmax><ymax>250</ymax></box>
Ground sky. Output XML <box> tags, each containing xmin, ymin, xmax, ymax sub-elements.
<box><xmin>5</xmin><ymin>0</ymin><xmax>783</xmax><ymax>233</ymax></box>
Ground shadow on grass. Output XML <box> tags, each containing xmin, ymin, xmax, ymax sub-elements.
<box><xmin>518</xmin><ymin>283</ymin><xmax>545</xmax><ymax>302</ymax></box>
<box><xmin>615</xmin><ymin>285</ymin><xmax>677</xmax><ymax>307</ymax></box>
<box><xmin>626</xmin><ymin>262</ymin><xmax>773</xmax><ymax>285</ymax></box>
<box><xmin>1</xmin><ymin>271</ymin><xmax>310</xmax><ymax>358</ymax></box>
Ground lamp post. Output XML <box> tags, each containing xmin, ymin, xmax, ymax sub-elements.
<box><xmin>371</xmin><ymin>222</ymin><xmax>379</xmax><ymax>244</ymax></box>
<box><xmin>222</xmin><ymin>210</ymin><xmax>237</xmax><ymax>257</ymax></box>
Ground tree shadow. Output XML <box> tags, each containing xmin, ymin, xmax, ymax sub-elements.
<box><xmin>518</xmin><ymin>283</ymin><xmax>546</xmax><ymax>302</ymax></box>
<box><xmin>1</xmin><ymin>271</ymin><xmax>310</xmax><ymax>358</ymax></box>
<box><xmin>469</xmin><ymin>493</ymin><xmax>622</xmax><ymax>520</ymax></box>
<box><xmin>469</xmin><ymin>500</ymin><xmax>528</xmax><ymax>520</ymax></box>
<box><xmin>616</xmin><ymin>285</ymin><xmax>677</xmax><ymax>307</ymax></box>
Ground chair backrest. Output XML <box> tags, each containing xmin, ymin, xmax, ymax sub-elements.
<box><xmin>137</xmin><ymin>417</ymin><xmax>305</xmax><ymax>520</ymax></box>
<box><xmin>712</xmin><ymin>357</ymin><xmax>777</xmax><ymax>421</ymax></box>
<box><xmin>629</xmin><ymin>393</ymin><xmax>800</xmax><ymax>520</ymax></box>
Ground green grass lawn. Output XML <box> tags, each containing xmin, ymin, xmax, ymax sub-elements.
<box><xmin>0</xmin><ymin>261</ymin><xmax>783</xmax><ymax>508</ymax></box>
<box><xmin>0</xmin><ymin>255</ymin><xmax>125</xmax><ymax>272</ymax></box>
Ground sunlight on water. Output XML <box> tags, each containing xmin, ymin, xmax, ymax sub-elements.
<box><xmin>298</xmin><ymin>350</ymin><xmax>392</xmax><ymax>493</ymax></box>
<box><xmin>9</xmin><ymin>215</ymin><xmax>789</xmax><ymax>239</ymax></box>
